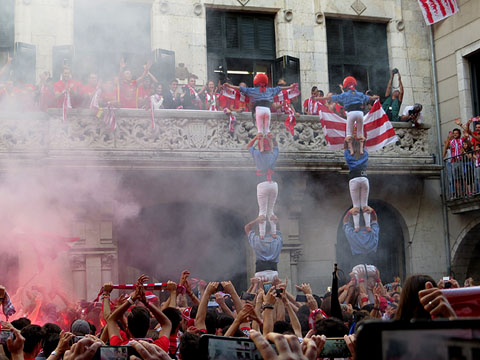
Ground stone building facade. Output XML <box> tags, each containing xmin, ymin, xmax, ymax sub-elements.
<box><xmin>2</xmin><ymin>0</ymin><xmax>479</xmax><ymax>298</ymax></box>
<box><xmin>432</xmin><ymin>0</ymin><xmax>480</xmax><ymax>284</ymax></box>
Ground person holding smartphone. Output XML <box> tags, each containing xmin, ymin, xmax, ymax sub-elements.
<box><xmin>244</xmin><ymin>216</ymin><xmax>283</xmax><ymax>283</ymax></box>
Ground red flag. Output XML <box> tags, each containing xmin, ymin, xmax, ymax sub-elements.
<box><xmin>319</xmin><ymin>100</ymin><xmax>397</xmax><ymax>152</ymax></box>
<box><xmin>418</xmin><ymin>0</ymin><xmax>458</xmax><ymax>25</ymax></box>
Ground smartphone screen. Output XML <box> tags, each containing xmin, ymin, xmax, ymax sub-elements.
<box><xmin>263</xmin><ymin>282</ymin><xmax>273</xmax><ymax>293</ymax></box>
<box><xmin>200</xmin><ymin>335</ymin><xmax>276</xmax><ymax>360</ymax></box>
<box><xmin>295</xmin><ymin>294</ymin><xmax>307</xmax><ymax>302</ymax></box>
<box><xmin>0</xmin><ymin>330</ymin><xmax>12</xmax><ymax>345</ymax></box>
<box><xmin>240</xmin><ymin>292</ymin><xmax>256</xmax><ymax>301</ymax></box>
<box><xmin>318</xmin><ymin>338</ymin><xmax>351</xmax><ymax>358</ymax></box>
<box><xmin>97</xmin><ymin>346</ymin><xmax>129</xmax><ymax>360</ymax></box>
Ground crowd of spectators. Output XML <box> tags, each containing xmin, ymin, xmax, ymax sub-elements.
<box><xmin>0</xmin><ymin>262</ymin><xmax>473</xmax><ymax>360</ymax></box>
<box><xmin>0</xmin><ymin>57</ymin><xmax>425</xmax><ymax>127</ymax></box>
<box><xmin>443</xmin><ymin>117</ymin><xmax>480</xmax><ymax>198</ymax></box>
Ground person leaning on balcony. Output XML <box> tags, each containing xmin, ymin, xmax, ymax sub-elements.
<box><xmin>382</xmin><ymin>68</ymin><xmax>404</xmax><ymax>122</ymax></box>
<box><xmin>443</xmin><ymin>128</ymin><xmax>463</xmax><ymax>197</ymax></box>
<box><xmin>400</xmin><ymin>103</ymin><xmax>423</xmax><ymax>127</ymax></box>
<box><xmin>180</xmin><ymin>75</ymin><xmax>204</xmax><ymax>110</ymax></box>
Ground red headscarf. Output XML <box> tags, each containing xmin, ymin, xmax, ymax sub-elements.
<box><xmin>254</xmin><ymin>73</ymin><xmax>269</xmax><ymax>92</ymax></box>
<box><xmin>343</xmin><ymin>76</ymin><xmax>357</xmax><ymax>91</ymax></box>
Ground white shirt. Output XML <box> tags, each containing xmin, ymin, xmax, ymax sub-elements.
<box><xmin>402</xmin><ymin>105</ymin><xmax>423</xmax><ymax>124</ymax></box>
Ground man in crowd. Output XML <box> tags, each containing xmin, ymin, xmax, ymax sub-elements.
<box><xmin>180</xmin><ymin>75</ymin><xmax>204</xmax><ymax>109</ymax></box>
<box><xmin>163</xmin><ymin>79</ymin><xmax>180</xmax><ymax>109</ymax></box>
<box><xmin>382</xmin><ymin>69</ymin><xmax>404</xmax><ymax>122</ymax></box>
<box><xmin>304</xmin><ymin>86</ymin><xmax>320</xmax><ymax>115</ymax></box>
<box><xmin>400</xmin><ymin>103</ymin><xmax>423</xmax><ymax>127</ymax></box>
<box><xmin>244</xmin><ymin>215</ymin><xmax>282</xmax><ymax>282</ymax></box>
<box><xmin>443</xmin><ymin>128</ymin><xmax>463</xmax><ymax>197</ymax></box>
<box><xmin>79</xmin><ymin>73</ymin><xmax>99</xmax><ymax>108</ymax></box>
<box><xmin>53</xmin><ymin>68</ymin><xmax>81</xmax><ymax>108</ymax></box>
<box><xmin>104</xmin><ymin>275</ymin><xmax>171</xmax><ymax>352</ymax></box>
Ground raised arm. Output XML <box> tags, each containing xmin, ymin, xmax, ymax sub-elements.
<box><xmin>221</xmin><ymin>281</ymin><xmax>243</xmax><ymax>316</ymax></box>
<box><xmin>180</xmin><ymin>270</ymin><xmax>200</xmax><ymax>306</ymax></box>
<box><xmin>443</xmin><ymin>132</ymin><xmax>454</xmax><ymax>158</ymax></box>
<box><xmin>244</xmin><ymin>217</ymin><xmax>259</xmax><ymax>236</ymax></box>
<box><xmin>194</xmin><ymin>281</ymin><xmax>218</xmax><ymax>331</ymax></box>
<box><xmin>262</xmin><ymin>287</ymin><xmax>277</xmax><ymax>336</ymax></box>
<box><xmin>385</xmin><ymin>71</ymin><xmax>393</xmax><ymax>98</ymax></box>
<box><xmin>142</xmin><ymin>300</ymin><xmax>172</xmax><ymax>338</ymax></box>
<box><xmin>223</xmin><ymin>83</ymin><xmax>240</xmax><ymax>90</ymax></box>
<box><xmin>161</xmin><ymin>281</ymin><xmax>178</xmax><ymax>310</ymax></box>
<box><xmin>398</xmin><ymin>73</ymin><xmax>404</xmax><ymax>102</ymax></box>
<box><xmin>282</xmin><ymin>294</ymin><xmax>302</xmax><ymax>338</ymax></box>
<box><xmin>247</xmin><ymin>133</ymin><xmax>262</xmax><ymax>150</ymax></box>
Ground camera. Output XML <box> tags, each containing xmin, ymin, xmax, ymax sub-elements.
<box><xmin>392</xmin><ymin>68</ymin><xmax>399</xmax><ymax>74</ymax></box>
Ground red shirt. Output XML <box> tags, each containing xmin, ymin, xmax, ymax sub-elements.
<box><xmin>117</xmin><ymin>80</ymin><xmax>138</xmax><ymax>108</ymax></box>
<box><xmin>449</xmin><ymin>138</ymin><xmax>463</xmax><ymax>162</ymax></box>
<box><xmin>110</xmin><ymin>335</ymin><xmax>169</xmax><ymax>352</ymax></box>
<box><xmin>303</xmin><ymin>97</ymin><xmax>318</xmax><ymax>115</ymax></box>
<box><xmin>137</xmin><ymin>85</ymin><xmax>152</xmax><ymax>105</ymax></box>
<box><xmin>53</xmin><ymin>80</ymin><xmax>81</xmax><ymax>107</ymax></box>
<box><xmin>218</xmin><ymin>94</ymin><xmax>234</xmax><ymax>110</ymax></box>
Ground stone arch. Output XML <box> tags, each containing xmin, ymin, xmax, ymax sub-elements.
<box><xmin>336</xmin><ymin>199</ymin><xmax>409</xmax><ymax>283</ymax></box>
<box><xmin>451</xmin><ymin>219</ymin><xmax>480</xmax><ymax>282</ymax></box>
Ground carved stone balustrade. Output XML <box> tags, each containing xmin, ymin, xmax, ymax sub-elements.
<box><xmin>0</xmin><ymin>109</ymin><xmax>439</xmax><ymax>174</ymax></box>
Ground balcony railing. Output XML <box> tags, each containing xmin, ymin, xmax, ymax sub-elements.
<box><xmin>444</xmin><ymin>150</ymin><xmax>480</xmax><ymax>201</ymax></box>
<box><xmin>0</xmin><ymin>108</ymin><xmax>438</xmax><ymax>173</ymax></box>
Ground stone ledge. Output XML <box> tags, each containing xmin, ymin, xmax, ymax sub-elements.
<box><xmin>0</xmin><ymin>109</ymin><xmax>436</xmax><ymax>173</ymax></box>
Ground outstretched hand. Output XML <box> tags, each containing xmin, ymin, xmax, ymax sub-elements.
<box><xmin>63</xmin><ymin>337</ymin><xmax>102</xmax><ymax>360</ymax></box>
<box><xmin>250</xmin><ymin>330</ymin><xmax>318</xmax><ymax>360</ymax></box>
<box><xmin>418</xmin><ymin>281</ymin><xmax>456</xmax><ymax>319</ymax></box>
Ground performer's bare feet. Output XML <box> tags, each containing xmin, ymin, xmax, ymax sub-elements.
<box><xmin>258</xmin><ymin>134</ymin><xmax>265</xmax><ymax>152</ymax></box>
<box><xmin>362</xmin><ymin>205</ymin><xmax>373</xmax><ymax>213</ymax></box>
<box><xmin>366</xmin><ymin>226</ymin><xmax>372</xmax><ymax>232</ymax></box>
<box><xmin>354</xmin><ymin>227</ymin><xmax>360</xmax><ymax>233</ymax></box>
<box><xmin>346</xmin><ymin>136</ymin><xmax>354</xmax><ymax>155</ymax></box>
<box><xmin>359</xmin><ymin>137</ymin><xmax>365</xmax><ymax>155</ymax></box>
<box><xmin>256</xmin><ymin>215</ymin><xmax>266</xmax><ymax>223</ymax></box>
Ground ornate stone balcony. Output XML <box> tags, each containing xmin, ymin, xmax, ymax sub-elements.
<box><xmin>0</xmin><ymin>109</ymin><xmax>439</xmax><ymax>174</ymax></box>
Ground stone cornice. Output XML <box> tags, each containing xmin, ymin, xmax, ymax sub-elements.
<box><xmin>0</xmin><ymin>109</ymin><xmax>438</xmax><ymax>175</ymax></box>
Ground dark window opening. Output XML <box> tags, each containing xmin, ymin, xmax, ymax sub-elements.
<box><xmin>0</xmin><ymin>0</ymin><xmax>15</xmax><ymax>80</ymax></box>
<box><xmin>72</xmin><ymin>0</ymin><xmax>151</xmax><ymax>82</ymax></box>
<box><xmin>469</xmin><ymin>51</ymin><xmax>480</xmax><ymax>116</ymax></box>
<box><xmin>206</xmin><ymin>9</ymin><xmax>276</xmax><ymax>86</ymax></box>
<box><xmin>326</xmin><ymin>18</ymin><xmax>390</xmax><ymax>98</ymax></box>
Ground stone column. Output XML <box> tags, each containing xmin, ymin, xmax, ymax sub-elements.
<box><xmin>101</xmin><ymin>254</ymin><xmax>116</xmax><ymax>284</ymax></box>
<box><xmin>70</xmin><ymin>255</ymin><xmax>86</xmax><ymax>300</ymax></box>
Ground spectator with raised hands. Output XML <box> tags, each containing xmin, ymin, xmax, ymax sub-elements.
<box><xmin>105</xmin><ymin>275</ymin><xmax>171</xmax><ymax>352</ymax></box>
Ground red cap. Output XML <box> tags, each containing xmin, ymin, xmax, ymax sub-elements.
<box><xmin>343</xmin><ymin>76</ymin><xmax>357</xmax><ymax>90</ymax></box>
<box><xmin>254</xmin><ymin>73</ymin><xmax>269</xmax><ymax>92</ymax></box>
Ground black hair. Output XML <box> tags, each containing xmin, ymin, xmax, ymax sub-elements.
<box><xmin>453</xmin><ymin>128</ymin><xmax>461</xmax><ymax>134</ymax></box>
<box><xmin>179</xmin><ymin>332</ymin><xmax>200</xmax><ymax>360</ymax></box>
<box><xmin>163</xmin><ymin>307</ymin><xmax>182</xmax><ymax>334</ymax></box>
<box><xmin>127</xmin><ymin>306</ymin><xmax>151</xmax><ymax>338</ymax></box>
<box><xmin>205</xmin><ymin>310</ymin><xmax>218</xmax><ymax>335</ymax></box>
<box><xmin>42</xmin><ymin>333</ymin><xmax>60</xmax><ymax>358</ymax></box>
<box><xmin>42</xmin><ymin>323</ymin><xmax>62</xmax><ymax>335</ymax></box>
<box><xmin>273</xmin><ymin>321</ymin><xmax>294</xmax><ymax>335</ymax></box>
<box><xmin>21</xmin><ymin>325</ymin><xmax>46</xmax><ymax>354</ymax></box>
<box><xmin>314</xmin><ymin>318</ymin><xmax>348</xmax><ymax>337</ymax></box>
<box><xmin>311</xmin><ymin>86</ymin><xmax>318</xmax><ymax>92</ymax></box>
<box><xmin>11</xmin><ymin>318</ymin><xmax>31</xmax><ymax>330</ymax></box>
<box><xmin>216</xmin><ymin>314</ymin><xmax>234</xmax><ymax>330</ymax></box>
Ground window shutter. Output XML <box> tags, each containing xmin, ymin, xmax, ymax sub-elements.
<box><xmin>240</xmin><ymin>16</ymin><xmax>255</xmax><ymax>50</ymax></box>
<box><xmin>326</xmin><ymin>21</ymin><xmax>342</xmax><ymax>57</ymax></box>
<box><xmin>206</xmin><ymin>12</ymin><xmax>223</xmax><ymax>50</ymax></box>
<box><xmin>256</xmin><ymin>17</ymin><xmax>275</xmax><ymax>52</ymax></box>
<box><xmin>225</xmin><ymin>15</ymin><xmax>239</xmax><ymax>49</ymax></box>
<box><xmin>0</xmin><ymin>0</ymin><xmax>14</xmax><ymax>48</ymax></box>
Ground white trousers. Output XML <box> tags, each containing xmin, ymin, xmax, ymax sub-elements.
<box><xmin>257</xmin><ymin>181</ymin><xmax>278</xmax><ymax>237</ymax></box>
<box><xmin>346</xmin><ymin>110</ymin><xmax>364</xmax><ymax>138</ymax></box>
<box><xmin>255</xmin><ymin>106</ymin><xmax>271</xmax><ymax>134</ymax></box>
<box><xmin>349</xmin><ymin>176</ymin><xmax>370</xmax><ymax>228</ymax></box>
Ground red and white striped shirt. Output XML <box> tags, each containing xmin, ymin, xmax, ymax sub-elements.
<box><xmin>449</xmin><ymin>138</ymin><xmax>463</xmax><ymax>162</ymax></box>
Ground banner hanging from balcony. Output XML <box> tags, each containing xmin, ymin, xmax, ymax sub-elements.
<box><xmin>319</xmin><ymin>100</ymin><xmax>397</xmax><ymax>152</ymax></box>
<box><xmin>417</xmin><ymin>0</ymin><xmax>459</xmax><ymax>25</ymax></box>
